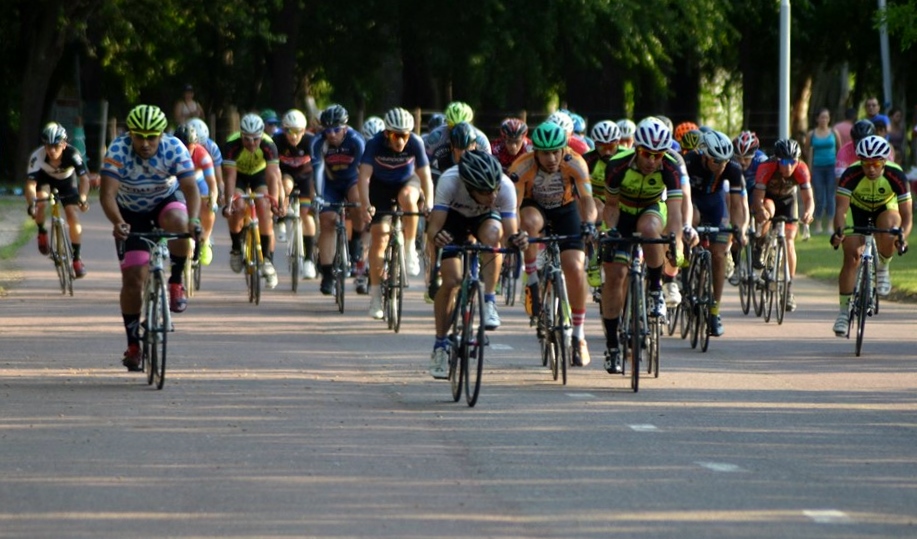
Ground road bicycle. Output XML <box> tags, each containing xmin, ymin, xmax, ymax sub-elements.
<box><xmin>836</xmin><ymin>223</ymin><xmax>905</xmax><ymax>356</ymax></box>
<box><xmin>33</xmin><ymin>189</ymin><xmax>75</xmax><ymax>296</ymax></box>
<box><xmin>324</xmin><ymin>200</ymin><xmax>360</xmax><ymax>313</ymax></box>
<box><xmin>129</xmin><ymin>230</ymin><xmax>191</xmax><ymax>390</ymax></box>
<box><xmin>681</xmin><ymin>225</ymin><xmax>733</xmax><ymax>353</ymax></box>
<box><xmin>735</xmin><ymin>225</ymin><xmax>759</xmax><ymax>316</ymax></box>
<box><xmin>283</xmin><ymin>190</ymin><xmax>305</xmax><ymax>293</ymax></box>
<box><xmin>376</xmin><ymin>203</ymin><xmax>425</xmax><ymax>333</ymax></box>
<box><xmin>499</xmin><ymin>250</ymin><xmax>520</xmax><ymax>306</ymax></box>
<box><xmin>232</xmin><ymin>191</ymin><xmax>277</xmax><ymax>305</ymax></box>
<box><xmin>439</xmin><ymin>243</ymin><xmax>516</xmax><ymax>407</ymax></box>
<box><xmin>756</xmin><ymin>216</ymin><xmax>796</xmax><ymax>325</ymax></box>
<box><xmin>602</xmin><ymin>233</ymin><xmax>676</xmax><ymax>392</ymax></box>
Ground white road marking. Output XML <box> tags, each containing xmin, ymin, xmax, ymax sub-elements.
<box><xmin>565</xmin><ymin>393</ymin><xmax>595</xmax><ymax>399</ymax></box>
<box><xmin>696</xmin><ymin>461</ymin><xmax>744</xmax><ymax>473</ymax></box>
<box><xmin>489</xmin><ymin>343</ymin><xmax>513</xmax><ymax>350</ymax></box>
<box><xmin>803</xmin><ymin>510</ymin><xmax>852</xmax><ymax>524</ymax></box>
<box><xmin>628</xmin><ymin>424</ymin><xmax>658</xmax><ymax>432</ymax></box>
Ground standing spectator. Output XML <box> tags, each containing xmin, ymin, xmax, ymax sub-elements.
<box><xmin>173</xmin><ymin>84</ymin><xmax>204</xmax><ymax>126</ymax></box>
<box><xmin>871</xmin><ymin>117</ymin><xmax>896</xmax><ymax>163</ymax></box>
<box><xmin>805</xmin><ymin>108</ymin><xmax>841</xmax><ymax>235</ymax></box>
<box><xmin>887</xmin><ymin>106</ymin><xmax>906</xmax><ymax>166</ymax></box>
<box><xmin>864</xmin><ymin>96</ymin><xmax>890</xmax><ymax>127</ymax></box>
<box><xmin>834</xmin><ymin>107</ymin><xmax>857</xmax><ymax>147</ymax></box>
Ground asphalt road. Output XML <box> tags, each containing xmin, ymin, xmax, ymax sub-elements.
<box><xmin>1</xmin><ymin>206</ymin><xmax>916</xmax><ymax>538</ymax></box>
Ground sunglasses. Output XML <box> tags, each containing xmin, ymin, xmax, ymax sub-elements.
<box><xmin>242</xmin><ymin>135</ymin><xmax>262</xmax><ymax>143</ymax></box>
<box><xmin>471</xmin><ymin>186</ymin><xmax>499</xmax><ymax>196</ymax></box>
<box><xmin>386</xmin><ymin>131</ymin><xmax>411</xmax><ymax>142</ymax></box>
<box><xmin>286</xmin><ymin>128</ymin><xmax>305</xmax><ymax>135</ymax></box>
<box><xmin>131</xmin><ymin>131</ymin><xmax>161</xmax><ymax>141</ymax></box>
<box><xmin>637</xmin><ymin>148</ymin><xmax>666</xmax><ymax>160</ymax></box>
<box><xmin>779</xmin><ymin>158</ymin><xmax>797</xmax><ymax>166</ymax></box>
<box><xmin>861</xmin><ymin>158</ymin><xmax>886</xmax><ymax>168</ymax></box>
<box><xmin>708</xmin><ymin>156</ymin><xmax>728</xmax><ymax>166</ymax></box>
<box><xmin>324</xmin><ymin>126</ymin><xmax>345</xmax><ymax>135</ymax></box>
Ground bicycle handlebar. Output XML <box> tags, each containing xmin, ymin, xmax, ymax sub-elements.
<box><xmin>373</xmin><ymin>209</ymin><xmax>426</xmax><ymax>217</ymax></box>
<box><xmin>440</xmin><ymin>243</ymin><xmax>518</xmax><ymax>255</ymax></box>
<box><xmin>833</xmin><ymin>225</ymin><xmax>907</xmax><ymax>255</ymax></box>
<box><xmin>600</xmin><ymin>233</ymin><xmax>676</xmax><ymax>247</ymax></box>
<box><xmin>528</xmin><ymin>233</ymin><xmax>587</xmax><ymax>245</ymax></box>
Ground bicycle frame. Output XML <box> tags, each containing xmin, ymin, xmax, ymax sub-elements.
<box><xmin>35</xmin><ymin>189</ymin><xmax>75</xmax><ymax>295</ymax></box>
<box><xmin>376</xmin><ymin>205</ymin><xmax>425</xmax><ymax>333</ymax></box>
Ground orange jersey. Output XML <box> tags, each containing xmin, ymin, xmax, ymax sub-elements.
<box><xmin>509</xmin><ymin>149</ymin><xmax>592</xmax><ymax>210</ymax></box>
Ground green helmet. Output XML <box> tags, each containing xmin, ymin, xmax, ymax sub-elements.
<box><xmin>531</xmin><ymin>121</ymin><xmax>568</xmax><ymax>151</ymax></box>
<box><xmin>444</xmin><ymin>101</ymin><xmax>474</xmax><ymax>127</ymax></box>
<box><xmin>126</xmin><ymin>105</ymin><xmax>168</xmax><ymax>135</ymax></box>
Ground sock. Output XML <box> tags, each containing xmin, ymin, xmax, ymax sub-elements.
<box><xmin>37</xmin><ymin>224</ymin><xmax>46</xmax><ymax>233</ymax></box>
<box><xmin>321</xmin><ymin>264</ymin><xmax>333</xmax><ymax>279</ymax></box>
<box><xmin>434</xmin><ymin>336</ymin><xmax>449</xmax><ymax>350</ymax></box>
<box><xmin>72</xmin><ymin>243</ymin><xmax>81</xmax><ymax>260</ymax></box>
<box><xmin>525</xmin><ymin>260</ymin><xmax>538</xmax><ymax>284</ymax></box>
<box><xmin>604</xmin><ymin>317</ymin><xmax>619</xmax><ymax>349</ymax></box>
<box><xmin>710</xmin><ymin>302</ymin><xmax>719</xmax><ymax>316</ymax></box>
<box><xmin>169</xmin><ymin>257</ymin><xmax>186</xmax><ymax>284</ymax></box>
<box><xmin>123</xmin><ymin>313</ymin><xmax>141</xmax><ymax>347</ymax></box>
<box><xmin>304</xmin><ymin>236</ymin><xmax>315</xmax><ymax>260</ymax></box>
<box><xmin>839</xmin><ymin>294</ymin><xmax>851</xmax><ymax>313</ymax></box>
<box><xmin>261</xmin><ymin>235</ymin><xmax>271</xmax><ymax>261</ymax></box>
<box><xmin>349</xmin><ymin>237</ymin><xmax>362</xmax><ymax>263</ymax></box>
<box><xmin>647</xmin><ymin>265</ymin><xmax>663</xmax><ymax>291</ymax></box>
<box><xmin>485</xmin><ymin>293</ymin><xmax>496</xmax><ymax>304</ymax></box>
<box><xmin>572</xmin><ymin>309</ymin><xmax>586</xmax><ymax>339</ymax></box>
<box><xmin>230</xmin><ymin>232</ymin><xmax>241</xmax><ymax>251</ymax></box>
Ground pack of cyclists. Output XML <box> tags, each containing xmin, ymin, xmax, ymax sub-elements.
<box><xmin>26</xmin><ymin>100</ymin><xmax>911</xmax><ymax>376</ymax></box>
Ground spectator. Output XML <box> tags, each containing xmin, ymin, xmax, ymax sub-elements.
<box><xmin>805</xmin><ymin>108</ymin><xmax>841</xmax><ymax>235</ymax></box>
<box><xmin>173</xmin><ymin>83</ymin><xmax>204</xmax><ymax>126</ymax></box>
<box><xmin>864</xmin><ymin>96</ymin><xmax>890</xmax><ymax>128</ymax></box>
<box><xmin>870</xmin><ymin>116</ymin><xmax>896</xmax><ymax>163</ymax></box>
<box><xmin>834</xmin><ymin>107</ymin><xmax>857</xmax><ymax>147</ymax></box>
<box><xmin>887</xmin><ymin>106</ymin><xmax>906</xmax><ymax>166</ymax></box>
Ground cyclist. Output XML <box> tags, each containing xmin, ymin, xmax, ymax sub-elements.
<box><xmin>674</xmin><ymin>121</ymin><xmax>699</xmax><ymax>148</ymax></box>
<box><xmin>25</xmin><ymin>122</ymin><xmax>91</xmax><ymax>277</ymax></box>
<box><xmin>683</xmin><ymin>130</ymin><xmax>748</xmax><ymax>336</ymax></box>
<box><xmin>99</xmin><ymin>104</ymin><xmax>199</xmax><ymax>371</ymax></box>
<box><xmin>751</xmin><ymin>138</ymin><xmax>814</xmax><ymax>311</ymax></box>
<box><xmin>733</xmin><ymin>131</ymin><xmax>768</xmax><ymax>196</ymax></box>
<box><xmin>679</xmin><ymin>129</ymin><xmax>702</xmax><ymax>156</ymax></box>
<box><xmin>830</xmin><ymin>135</ymin><xmax>912</xmax><ymax>335</ymax></box>
<box><xmin>582</xmin><ymin>120</ymin><xmax>623</xmax><ymax>288</ymax></box>
<box><xmin>491</xmin><ymin>118</ymin><xmax>531</xmax><ymax>174</ymax></box>
<box><xmin>358</xmin><ymin>107</ymin><xmax>434</xmax><ymax>319</ymax></box>
<box><xmin>427</xmin><ymin>150</ymin><xmax>527</xmax><ymax>378</ymax></box>
<box><xmin>186</xmin><ymin>118</ymin><xmax>224</xmax><ymax>265</ymax></box>
<box><xmin>311</xmin><ymin>105</ymin><xmax>367</xmax><ymax>295</ymax></box>
<box><xmin>361</xmin><ymin>116</ymin><xmax>385</xmax><ymax>140</ymax></box>
<box><xmin>601</xmin><ymin>117</ymin><xmax>684</xmax><ymax>374</ymax></box>
<box><xmin>430</xmin><ymin>121</ymin><xmax>478</xmax><ymax>178</ymax></box>
<box><xmin>617</xmin><ymin>119</ymin><xmax>636</xmax><ymax>149</ymax></box>
<box><xmin>835</xmin><ymin>120</ymin><xmax>877</xmax><ymax>181</ymax></box>
<box><xmin>570</xmin><ymin>112</ymin><xmax>594</xmax><ymax>151</ymax></box>
<box><xmin>222</xmin><ymin>113</ymin><xmax>283</xmax><ymax>289</ymax></box>
<box><xmin>173</xmin><ymin>124</ymin><xmax>217</xmax><ymax>267</ymax></box>
<box><xmin>275</xmin><ymin>107</ymin><xmax>318</xmax><ymax>279</ymax></box>
<box><xmin>261</xmin><ymin>108</ymin><xmax>283</xmax><ymax>137</ymax></box>
<box><xmin>424</xmin><ymin>101</ymin><xmax>492</xmax><ymax>168</ymax></box>
<box><xmin>547</xmin><ymin>110</ymin><xmax>589</xmax><ymax>155</ymax></box>
<box><xmin>511</xmin><ymin>121</ymin><xmax>597</xmax><ymax>366</ymax></box>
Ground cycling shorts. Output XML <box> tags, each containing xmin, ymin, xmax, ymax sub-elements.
<box><xmin>235</xmin><ymin>170</ymin><xmax>268</xmax><ymax>193</ymax></box>
<box><xmin>369</xmin><ymin>175</ymin><xmax>421</xmax><ymax>225</ymax></box>
<box><xmin>439</xmin><ymin>209</ymin><xmax>502</xmax><ymax>261</ymax></box>
<box><xmin>321</xmin><ymin>177</ymin><xmax>358</xmax><ymax>213</ymax></box>
<box><xmin>116</xmin><ymin>191</ymin><xmax>188</xmax><ymax>267</ymax></box>
<box><xmin>693</xmin><ymin>192</ymin><xmax>730</xmax><ymax>244</ymax></box>
<box><xmin>603</xmin><ymin>201</ymin><xmax>666</xmax><ymax>264</ymax></box>
<box><xmin>36</xmin><ymin>177</ymin><xmax>80</xmax><ymax>205</ymax></box>
<box><xmin>520</xmin><ymin>199</ymin><xmax>583</xmax><ymax>251</ymax></box>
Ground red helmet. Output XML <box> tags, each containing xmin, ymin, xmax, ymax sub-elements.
<box><xmin>735</xmin><ymin>131</ymin><xmax>760</xmax><ymax>157</ymax></box>
<box><xmin>500</xmin><ymin>118</ymin><xmax>528</xmax><ymax>140</ymax></box>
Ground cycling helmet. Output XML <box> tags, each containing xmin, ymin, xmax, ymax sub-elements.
<box><xmin>361</xmin><ymin>116</ymin><xmax>385</xmax><ymax>139</ymax></box>
<box><xmin>40</xmin><ymin>122</ymin><xmax>67</xmax><ymax>145</ymax></box>
<box><xmin>655</xmin><ymin>115</ymin><xmax>674</xmax><ymax>131</ymax></box>
<box><xmin>633</xmin><ymin>117</ymin><xmax>672</xmax><ymax>151</ymax></box>
<box><xmin>851</xmin><ymin>119</ymin><xmax>876</xmax><ymax>143</ymax></box>
<box><xmin>282</xmin><ymin>109</ymin><xmax>307</xmax><ymax>130</ymax></box>
<box><xmin>320</xmin><ymin>104</ymin><xmax>349</xmax><ymax>127</ymax></box>
<box><xmin>173</xmin><ymin>123</ymin><xmax>198</xmax><ymax>146</ymax></box>
<box><xmin>240</xmin><ymin>113</ymin><xmax>265</xmax><ymax>136</ymax></box>
<box><xmin>260</xmin><ymin>108</ymin><xmax>279</xmax><ymax>125</ymax></box>
<box><xmin>449</xmin><ymin>122</ymin><xmax>476</xmax><ymax>150</ymax></box>
<box><xmin>444</xmin><ymin>101</ymin><xmax>474</xmax><ymax>126</ymax></box>
<box><xmin>459</xmin><ymin>149</ymin><xmax>503</xmax><ymax>192</ymax></box>
<box><xmin>570</xmin><ymin>113</ymin><xmax>587</xmax><ymax>134</ymax></box>
<box><xmin>773</xmin><ymin>138</ymin><xmax>801</xmax><ymax>160</ymax></box>
<box><xmin>126</xmin><ymin>104</ymin><xmax>168</xmax><ymax>135</ymax></box>
<box><xmin>590</xmin><ymin>120</ymin><xmax>621</xmax><ymax>144</ymax></box>
<box><xmin>531</xmin><ymin>121</ymin><xmax>568</xmax><ymax>151</ymax></box>
<box><xmin>673</xmin><ymin>121</ymin><xmax>699</xmax><ymax>143</ymax></box>
<box><xmin>680</xmin><ymin>130</ymin><xmax>702</xmax><ymax>152</ymax></box>
<box><xmin>500</xmin><ymin>118</ymin><xmax>528</xmax><ymax>140</ymax></box>
<box><xmin>187</xmin><ymin>118</ymin><xmax>210</xmax><ymax>140</ymax></box>
<box><xmin>617</xmin><ymin>119</ymin><xmax>636</xmax><ymax>139</ymax></box>
<box><xmin>546</xmin><ymin>110</ymin><xmax>574</xmax><ymax>133</ymax></box>
<box><xmin>698</xmin><ymin>125</ymin><xmax>714</xmax><ymax>133</ymax></box>
<box><xmin>427</xmin><ymin>113</ymin><xmax>446</xmax><ymax>132</ymax></box>
<box><xmin>701</xmin><ymin>130</ymin><xmax>734</xmax><ymax>161</ymax></box>
<box><xmin>734</xmin><ymin>130</ymin><xmax>760</xmax><ymax>157</ymax></box>
<box><xmin>855</xmin><ymin>135</ymin><xmax>891</xmax><ymax>160</ymax></box>
<box><xmin>383</xmin><ymin>107</ymin><xmax>414</xmax><ymax>133</ymax></box>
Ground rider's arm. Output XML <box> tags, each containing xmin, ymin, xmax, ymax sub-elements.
<box><xmin>265</xmin><ymin>162</ymin><xmax>282</xmax><ymax>205</ymax></box>
<box><xmin>416</xmin><ymin>164</ymin><xmax>434</xmax><ymax>209</ymax></box>
<box><xmin>603</xmin><ymin>193</ymin><xmax>620</xmax><ymax>230</ymax></box>
<box><xmin>24</xmin><ymin>178</ymin><xmax>37</xmax><ymax>208</ymax></box>
<box><xmin>222</xmin><ymin>166</ymin><xmax>238</xmax><ymax>211</ymax></box>
<box><xmin>358</xmin><ymin>163</ymin><xmax>373</xmax><ymax>213</ymax></box>
<box><xmin>178</xmin><ymin>173</ymin><xmax>201</xmax><ymax>222</ymax></box>
<box><xmin>99</xmin><ymin>174</ymin><xmax>125</xmax><ymax>230</ymax></box>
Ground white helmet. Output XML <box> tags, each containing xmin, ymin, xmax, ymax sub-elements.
<box><xmin>383</xmin><ymin>107</ymin><xmax>414</xmax><ymax>133</ymax></box>
<box><xmin>701</xmin><ymin>130</ymin><xmax>734</xmax><ymax>161</ymax></box>
<box><xmin>634</xmin><ymin>117</ymin><xmax>672</xmax><ymax>152</ymax></box>
<box><xmin>617</xmin><ymin>119</ymin><xmax>636</xmax><ymax>139</ymax></box>
<box><xmin>361</xmin><ymin>116</ymin><xmax>385</xmax><ymax>139</ymax></box>
<box><xmin>590</xmin><ymin>120</ymin><xmax>621</xmax><ymax>144</ymax></box>
<box><xmin>187</xmin><ymin>118</ymin><xmax>210</xmax><ymax>141</ymax></box>
<box><xmin>856</xmin><ymin>135</ymin><xmax>891</xmax><ymax>160</ymax></box>
<box><xmin>240</xmin><ymin>113</ymin><xmax>265</xmax><ymax>136</ymax></box>
<box><xmin>282</xmin><ymin>109</ymin><xmax>307</xmax><ymax>130</ymax></box>
<box><xmin>546</xmin><ymin>110</ymin><xmax>574</xmax><ymax>134</ymax></box>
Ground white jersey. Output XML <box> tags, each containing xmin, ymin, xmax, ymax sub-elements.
<box><xmin>101</xmin><ymin>133</ymin><xmax>195</xmax><ymax>213</ymax></box>
<box><xmin>432</xmin><ymin>165</ymin><xmax>516</xmax><ymax>219</ymax></box>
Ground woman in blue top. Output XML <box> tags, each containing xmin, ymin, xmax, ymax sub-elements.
<box><xmin>805</xmin><ymin>108</ymin><xmax>841</xmax><ymax>235</ymax></box>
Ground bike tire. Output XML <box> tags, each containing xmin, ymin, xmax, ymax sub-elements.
<box><xmin>334</xmin><ymin>231</ymin><xmax>348</xmax><ymax>313</ymax></box>
<box><xmin>51</xmin><ymin>222</ymin><xmax>68</xmax><ymax>295</ymax></box>
<box><xmin>253</xmin><ymin>228</ymin><xmax>263</xmax><ymax>305</ymax></box>
<box><xmin>184</xmin><ymin>243</ymin><xmax>195</xmax><ymax>298</ymax></box>
<box><xmin>193</xmin><ymin>259</ymin><xmax>201</xmax><ymax>291</ymax></box>
<box><xmin>464</xmin><ymin>282</ymin><xmax>485</xmax><ymax>407</ymax></box>
<box><xmin>738</xmin><ymin>243</ymin><xmax>751</xmax><ymax>315</ymax></box>
<box><xmin>392</xmin><ymin>244</ymin><xmax>405</xmax><ymax>333</ymax></box>
<box><xmin>142</xmin><ymin>279</ymin><xmax>155</xmax><ymax>386</ymax></box>
<box><xmin>290</xmin><ymin>218</ymin><xmax>304</xmax><ymax>293</ymax></box>
<box><xmin>667</xmin><ymin>296</ymin><xmax>680</xmax><ymax>336</ymax></box>
<box><xmin>855</xmin><ymin>259</ymin><xmax>870</xmax><ymax>357</ymax></box>
<box><xmin>554</xmin><ymin>273</ymin><xmax>569</xmax><ymax>386</ymax></box>
<box><xmin>630</xmin><ymin>277</ymin><xmax>642</xmax><ymax>393</ymax></box>
<box><xmin>152</xmin><ymin>276</ymin><xmax>168</xmax><ymax>389</ymax></box>
<box><xmin>689</xmin><ymin>262</ymin><xmax>702</xmax><ymax>349</ymax></box>
<box><xmin>775</xmin><ymin>240</ymin><xmax>789</xmax><ymax>325</ymax></box>
<box><xmin>542</xmin><ymin>280</ymin><xmax>557</xmax><ymax>378</ymax></box>
<box><xmin>700</xmin><ymin>259</ymin><xmax>712</xmax><ymax>352</ymax></box>
<box><xmin>648</xmin><ymin>318</ymin><xmax>661</xmax><ymax>377</ymax></box>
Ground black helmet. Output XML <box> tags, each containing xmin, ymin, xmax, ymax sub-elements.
<box><xmin>173</xmin><ymin>123</ymin><xmax>198</xmax><ymax>146</ymax></box>
<box><xmin>427</xmin><ymin>113</ymin><xmax>446</xmax><ymax>132</ymax></box>
<box><xmin>774</xmin><ymin>138</ymin><xmax>801</xmax><ymax>160</ymax></box>
<box><xmin>449</xmin><ymin>122</ymin><xmax>476</xmax><ymax>150</ymax></box>
<box><xmin>320</xmin><ymin>104</ymin><xmax>349</xmax><ymax>128</ymax></box>
<box><xmin>851</xmin><ymin>120</ymin><xmax>876</xmax><ymax>143</ymax></box>
<box><xmin>459</xmin><ymin>149</ymin><xmax>502</xmax><ymax>192</ymax></box>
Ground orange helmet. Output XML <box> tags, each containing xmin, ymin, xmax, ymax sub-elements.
<box><xmin>674</xmin><ymin>121</ymin><xmax>699</xmax><ymax>143</ymax></box>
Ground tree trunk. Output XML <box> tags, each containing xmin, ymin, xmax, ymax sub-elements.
<box><xmin>269</xmin><ymin>0</ymin><xmax>303</xmax><ymax>112</ymax></box>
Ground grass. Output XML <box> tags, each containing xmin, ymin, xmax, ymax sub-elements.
<box><xmin>0</xmin><ymin>197</ymin><xmax>33</xmax><ymax>296</ymax></box>
<box><xmin>795</xmin><ymin>227</ymin><xmax>917</xmax><ymax>302</ymax></box>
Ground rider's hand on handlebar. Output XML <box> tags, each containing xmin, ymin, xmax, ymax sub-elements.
<box><xmin>509</xmin><ymin>231</ymin><xmax>529</xmax><ymax>250</ymax></box>
<box><xmin>683</xmin><ymin>225</ymin><xmax>699</xmax><ymax>247</ymax></box>
<box><xmin>113</xmin><ymin>223</ymin><xmax>130</xmax><ymax>241</ymax></box>
<box><xmin>830</xmin><ymin>228</ymin><xmax>845</xmax><ymax>249</ymax></box>
<box><xmin>26</xmin><ymin>203</ymin><xmax>35</xmax><ymax>217</ymax></box>
<box><xmin>432</xmin><ymin>229</ymin><xmax>453</xmax><ymax>248</ymax></box>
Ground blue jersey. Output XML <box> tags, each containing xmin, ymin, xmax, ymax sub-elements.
<box><xmin>312</xmin><ymin>127</ymin><xmax>365</xmax><ymax>195</ymax></box>
<box><xmin>738</xmin><ymin>150</ymin><xmax>768</xmax><ymax>194</ymax></box>
<box><xmin>101</xmin><ymin>133</ymin><xmax>195</xmax><ymax>213</ymax></box>
<box><xmin>202</xmin><ymin>137</ymin><xmax>223</xmax><ymax>167</ymax></box>
<box><xmin>361</xmin><ymin>132</ymin><xmax>429</xmax><ymax>185</ymax></box>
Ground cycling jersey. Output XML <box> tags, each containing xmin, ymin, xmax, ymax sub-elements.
<box><xmin>101</xmin><ymin>133</ymin><xmax>195</xmax><ymax>213</ymax></box>
<box><xmin>361</xmin><ymin>132</ymin><xmax>429</xmax><ymax>185</ymax></box>
<box><xmin>491</xmin><ymin>137</ymin><xmax>532</xmax><ymax>172</ymax></box>
<box><xmin>734</xmin><ymin>149</ymin><xmax>768</xmax><ymax>194</ymax></box>
<box><xmin>222</xmin><ymin>133</ymin><xmax>279</xmax><ymax>176</ymax></box>
<box><xmin>312</xmin><ymin>128</ymin><xmax>365</xmax><ymax>198</ymax></box>
<box><xmin>603</xmin><ymin>149</ymin><xmax>683</xmax><ymax>214</ymax></box>
<box><xmin>425</xmin><ymin>125</ymin><xmax>492</xmax><ymax>167</ymax></box>
<box><xmin>202</xmin><ymin>138</ymin><xmax>223</xmax><ymax>167</ymax></box>
<box><xmin>510</xmin><ymin>149</ymin><xmax>592</xmax><ymax>210</ymax></box>
<box><xmin>754</xmin><ymin>159</ymin><xmax>811</xmax><ymax>199</ymax></box>
<box><xmin>433</xmin><ymin>166</ymin><xmax>517</xmax><ymax>219</ymax></box>
<box><xmin>567</xmin><ymin>135</ymin><xmax>590</xmax><ymax>156</ymax></box>
<box><xmin>28</xmin><ymin>145</ymin><xmax>88</xmax><ymax>183</ymax></box>
<box><xmin>837</xmin><ymin>162</ymin><xmax>911</xmax><ymax>213</ymax></box>
<box><xmin>685</xmin><ymin>152</ymin><xmax>745</xmax><ymax>196</ymax></box>
<box><xmin>582</xmin><ymin>149</ymin><xmax>620</xmax><ymax>201</ymax></box>
<box><xmin>188</xmin><ymin>144</ymin><xmax>215</xmax><ymax>195</ymax></box>
<box><xmin>275</xmin><ymin>131</ymin><xmax>315</xmax><ymax>179</ymax></box>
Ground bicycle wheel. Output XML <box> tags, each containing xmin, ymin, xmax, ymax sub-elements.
<box><xmin>629</xmin><ymin>278</ymin><xmax>643</xmax><ymax>393</ymax></box>
<box><xmin>854</xmin><ymin>259</ymin><xmax>870</xmax><ymax>357</ymax></box>
<box><xmin>334</xmin><ymin>229</ymin><xmax>348</xmax><ymax>313</ymax></box>
<box><xmin>738</xmin><ymin>243</ymin><xmax>752</xmax><ymax>315</ymax></box>
<box><xmin>464</xmin><ymin>282</ymin><xmax>485</xmax><ymax>407</ymax></box>
<box><xmin>252</xmin><ymin>226</ymin><xmax>263</xmax><ymax>305</ymax></box>
<box><xmin>648</xmin><ymin>317</ymin><xmax>661</xmax><ymax>378</ymax></box>
<box><xmin>679</xmin><ymin>266</ymin><xmax>694</xmax><ymax>340</ymax></box>
<box><xmin>666</xmin><ymin>292</ymin><xmax>680</xmax><ymax>336</ymax></box>
<box><xmin>193</xmin><ymin>258</ymin><xmax>202</xmax><ymax>291</ymax></box>
<box><xmin>774</xmin><ymin>240</ymin><xmax>789</xmax><ymax>325</ymax></box>
<box><xmin>391</xmin><ymin>243</ymin><xmax>405</xmax><ymax>333</ymax></box>
<box><xmin>50</xmin><ymin>221</ymin><xmax>68</xmax><ymax>295</ymax></box>
<box><xmin>553</xmin><ymin>273</ymin><xmax>569</xmax><ymax>386</ymax></box>
<box><xmin>762</xmin><ymin>244</ymin><xmax>775</xmax><ymax>323</ymax></box>
<box><xmin>540</xmin><ymin>280</ymin><xmax>557</xmax><ymax>376</ymax></box>
<box><xmin>699</xmin><ymin>260</ymin><xmax>712</xmax><ymax>352</ymax></box>
<box><xmin>448</xmin><ymin>288</ymin><xmax>465</xmax><ymax>402</ymax></box>
<box><xmin>689</xmin><ymin>260</ymin><xmax>704</xmax><ymax>350</ymax></box>
<box><xmin>289</xmin><ymin>218</ymin><xmax>303</xmax><ymax>293</ymax></box>
<box><xmin>142</xmin><ymin>280</ymin><xmax>155</xmax><ymax>386</ymax></box>
<box><xmin>146</xmin><ymin>273</ymin><xmax>168</xmax><ymax>389</ymax></box>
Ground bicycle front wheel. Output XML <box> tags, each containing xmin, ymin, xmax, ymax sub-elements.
<box><xmin>289</xmin><ymin>218</ymin><xmax>303</xmax><ymax>293</ymax></box>
<box><xmin>334</xmin><ymin>230</ymin><xmax>349</xmax><ymax>313</ymax></box>
<box><xmin>448</xmin><ymin>291</ymin><xmax>464</xmax><ymax>402</ymax></box>
<box><xmin>50</xmin><ymin>222</ymin><xmax>69</xmax><ymax>295</ymax></box>
<box><xmin>553</xmin><ymin>273</ymin><xmax>569</xmax><ymax>386</ymax></box>
<box><xmin>146</xmin><ymin>273</ymin><xmax>168</xmax><ymax>389</ymax></box>
<box><xmin>648</xmin><ymin>317</ymin><xmax>661</xmax><ymax>377</ymax></box>
<box><xmin>501</xmin><ymin>252</ymin><xmax>517</xmax><ymax>306</ymax></box>
<box><xmin>391</xmin><ymin>244</ymin><xmax>405</xmax><ymax>333</ymax></box>
<box><xmin>738</xmin><ymin>243</ymin><xmax>752</xmax><ymax>315</ymax></box>
<box><xmin>464</xmin><ymin>282</ymin><xmax>485</xmax><ymax>407</ymax></box>
<box><xmin>774</xmin><ymin>239</ymin><xmax>789</xmax><ymax>325</ymax></box>
<box><xmin>854</xmin><ymin>259</ymin><xmax>871</xmax><ymax>356</ymax></box>
<box><xmin>699</xmin><ymin>258</ymin><xmax>712</xmax><ymax>353</ymax></box>
<box><xmin>539</xmin><ymin>280</ymin><xmax>557</xmax><ymax>375</ymax></box>
<box><xmin>629</xmin><ymin>277</ymin><xmax>643</xmax><ymax>393</ymax></box>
